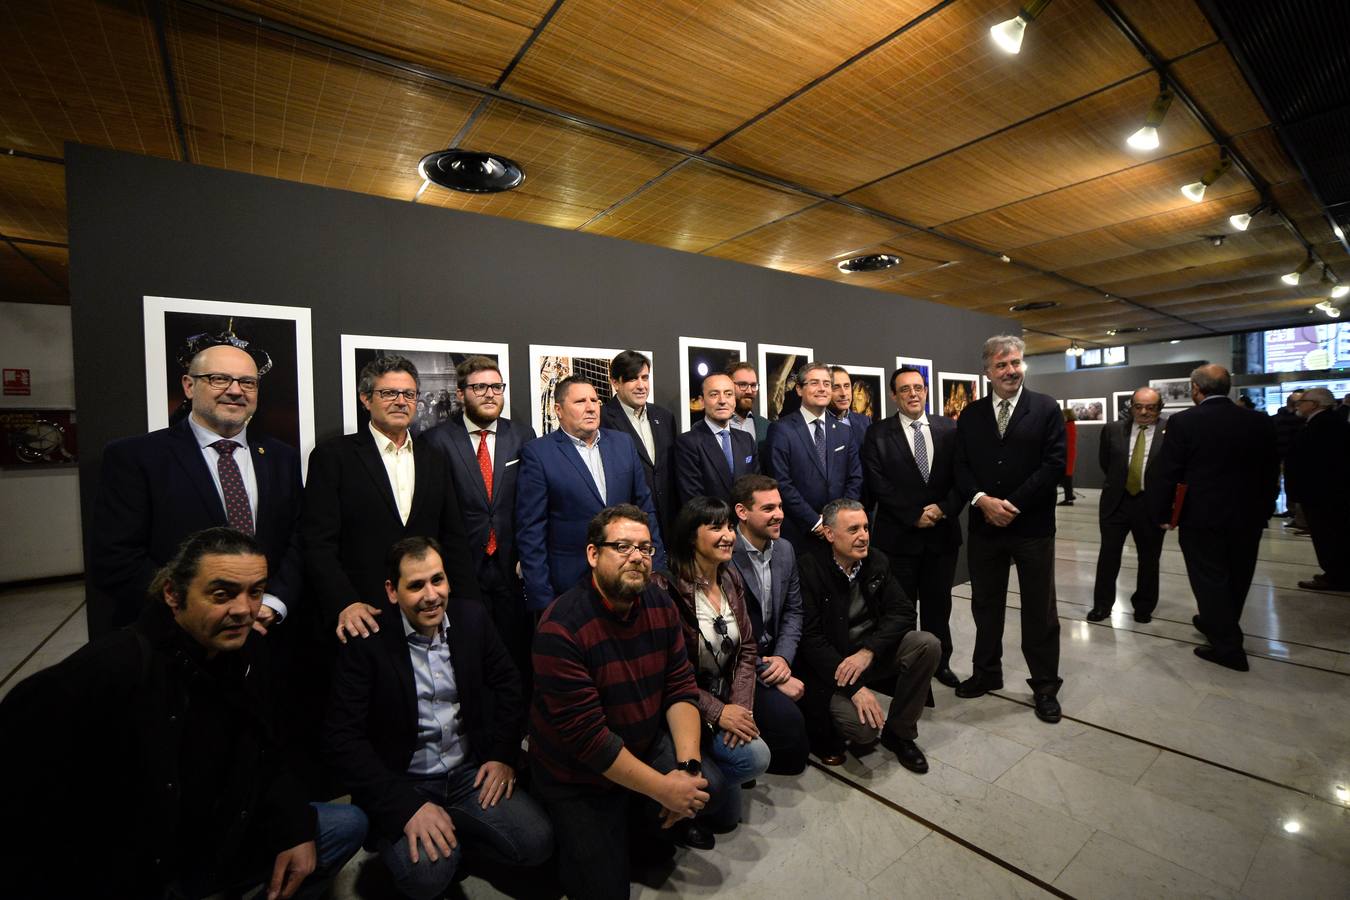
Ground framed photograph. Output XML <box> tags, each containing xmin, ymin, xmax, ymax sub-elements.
<box><xmin>1067</xmin><ymin>397</ymin><xmax>1107</xmax><ymax>424</ymax></box>
<box><xmin>828</xmin><ymin>364</ymin><xmax>886</xmax><ymax>422</ymax></box>
<box><xmin>340</xmin><ymin>335</ymin><xmax>510</xmax><ymax>437</ymax></box>
<box><xmin>982</xmin><ymin>375</ymin><xmax>991</xmax><ymax>398</ymax></box>
<box><xmin>1113</xmin><ymin>390</ymin><xmax>1135</xmax><ymax>422</ymax></box>
<box><xmin>143</xmin><ymin>295</ymin><xmax>315</xmax><ymax>474</ymax></box>
<box><xmin>760</xmin><ymin>343</ymin><xmax>813</xmax><ymax>422</ymax></box>
<box><xmin>529</xmin><ymin>345</ymin><xmax>653</xmax><ymax>436</ymax></box>
<box><xmin>1150</xmin><ymin>377</ymin><xmax>1193</xmax><ymax>409</ymax></box>
<box><xmin>680</xmin><ymin>337</ymin><xmax>746</xmax><ymax>431</ymax></box>
<box><xmin>894</xmin><ymin>356</ymin><xmax>934</xmax><ymax>414</ymax></box>
<box><xmin>938</xmin><ymin>372</ymin><xmax>980</xmax><ymax>420</ymax></box>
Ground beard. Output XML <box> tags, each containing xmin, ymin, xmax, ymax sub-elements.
<box><xmin>598</xmin><ymin>565</ymin><xmax>649</xmax><ymax>600</ymax></box>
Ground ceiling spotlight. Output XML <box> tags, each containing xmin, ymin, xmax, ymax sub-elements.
<box><xmin>1282</xmin><ymin>256</ymin><xmax>1313</xmax><ymax>285</ymax></box>
<box><xmin>417</xmin><ymin>148</ymin><xmax>525</xmax><ymax>193</ymax></box>
<box><xmin>990</xmin><ymin>0</ymin><xmax>1052</xmax><ymax>54</ymax></box>
<box><xmin>1169</xmin><ymin>339</ymin><xmax>1181</xmax><ymax>344</ymax></box>
<box><xmin>1316</xmin><ymin>301</ymin><xmax>1342</xmax><ymax>318</ymax></box>
<box><xmin>1126</xmin><ymin>86</ymin><xmax>1174</xmax><ymax>151</ymax></box>
<box><xmin>1000</xmin><ymin>254</ymin><xmax>1012</xmax><ymax>263</ymax></box>
<box><xmin>1332</xmin><ymin>285</ymin><xmax>1349</xmax><ymax>299</ymax></box>
<box><xmin>1180</xmin><ymin>155</ymin><xmax>1232</xmax><ymax>203</ymax></box>
<box><xmin>1064</xmin><ymin>342</ymin><xmax>1085</xmax><ymax>357</ymax></box>
<box><xmin>1207</xmin><ymin>235</ymin><xmax>1225</xmax><ymax>247</ymax></box>
<box><xmin>837</xmin><ymin>253</ymin><xmax>901</xmax><ymax>272</ymax></box>
<box><xmin>1229</xmin><ymin>201</ymin><xmax>1266</xmax><ymax>231</ymax></box>
<box><xmin>1107</xmin><ymin>327</ymin><xmax>1147</xmax><ymax>335</ymax></box>
<box><xmin>1335</xmin><ymin>784</ymin><xmax>1350</xmax><ymax>803</ymax></box>
<box><xmin>1334</xmin><ymin>223</ymin><xmax>1346</xmax><ymax>241</ymax></box>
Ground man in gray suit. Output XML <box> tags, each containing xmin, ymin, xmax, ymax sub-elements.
<box><xmin>731</xmin><ymin>474</ymin><xmax>809</xmax><ymax>775</ymax></box>
<box><xmin>1090</xmin><ymin>387</ymin><xmax>1166</xmax><ymax>623</ymax></box>
<box><xmin>424</xmin><ymin>356</ymin><xmax>537</xmax><ymax>684</ymax></box>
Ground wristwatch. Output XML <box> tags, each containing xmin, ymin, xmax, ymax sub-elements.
<box><xmin>673</xmin><ymin>759</ymin><xmax>702</xmax><ymax>776</ymax></box>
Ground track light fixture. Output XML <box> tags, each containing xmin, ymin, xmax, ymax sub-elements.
<box><xmin>1229</xmin><ymin>201</ymin><xmax>1266</xmax><ymax>231</ymax></box>
<box><xmin>1281</xmin><ymin>255</ymin><xmax>1313</xmax><ymax>286</ymax></box>
<box><xmin>1315</xmin><ymin>301</ymin><xmax>1341</xmax><ymax>318</ymax></box>
<box><xmin>1126</xmin><ymin>85</ymin><xmax>1174</xmax><ymax>151</ymax></box>
<box><xmin>1064</xmin><ymin>342</ymin><xmax>1085</xmax><ymax>358</ymax></box>
<box><xmin>1180</xmin><ymin>155</ymin><xmax>1231</xmax><ymax>203</ymax></box>
<box><xmin>1318</xmin><ymin>268</ymin><xmax>1349</xmax><ymax>299</ymax></box>
<box><xmin>990</xmin><ymin>0</ymin><xmax>1052</xmax><ymax>54</ymax></box>
<box><xmin>1333</xmin><ymin>285</ymin><xmax>1349</xmax><ymax>299</ymax></box>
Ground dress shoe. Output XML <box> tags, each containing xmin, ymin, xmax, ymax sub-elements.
<box><xmin>1133</xmin><ymin>611</ymin><xmax>1153</xmax><ymax>623</ymax></box>
<box><xmin>816</xmin><ymin>750</ymin><xmax>846</xmax><ymax>766</ymax></box>
<box><xmin>672</xmin><ymin>822</ymin><xmax>715</xmax><ymax>850</ymax></box>
<box><xmin>1299</xmin><ymin>578</ymin><xmax>1349</xmax><ymax>592</ymax></box>
<box><xmin>1033</xmin><ymin>693</ymin><xmax>1062</xmax><ymax>723</ymax></box>
<box><xmin>955</xmin><ymin>675</ymin><xmax>1003</xmax><ymax>698</ymax></box>
<box><xmin>879</xmin><ymin>731</ymin><xmax>929</xmax><ymax>773</ymax></box>
<box><xmin>1194</xmin><ymin>646</ymin><xmax>1249</xmax><ymax>672</ymax></box>
<box><xmin>1086</xmin><ymin>607</ymin><xmax>1111</xmax><ymax>622</ymax></box>
<box><xmin>1191</xmin><ymin>614</ymin><xmax>1208</xmax><ymax>637</ymax></box>
<box><xmin>934</xmin><ymin>666</ymin><xmax>960</xmax><ymax>688</ymax></box>
<box><xmin>740</xmin><ymin>779</ymin><xmax>757</xmax><ymax>790</ymax></box>
<box><xmin>1056</xmin><ymin>500</ymin><xmax>1074</xmax><ymax>506</ymax></box>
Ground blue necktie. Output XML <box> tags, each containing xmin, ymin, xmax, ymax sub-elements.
<box><xmin>718</xmin><ymin>428</ymin><xmax>734</xmax><ymax>475</ymax></box>
<box><xmin>911</xmin><ymin>420</ymin><xmax>929</xmax><ymax>482</ymax></box>
<box><xmin>813</xmin><ymin>419</ymin><xmax>827</xmax><ymax>470</ymax></box>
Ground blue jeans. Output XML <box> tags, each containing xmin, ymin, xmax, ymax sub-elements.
<box><xmin>379</xmin><ymin>764</ymin><xmax>553</xmax><ymax>900</ymax></box>
<box><xmin>313</xmin><ymin>801</ymin><xmax>369</xmax><ymax>872</ymax></box>
<box><xmin>701</xmin><ymin>732</ymin><xmax>770</xmax><ymax>829</ymax></box>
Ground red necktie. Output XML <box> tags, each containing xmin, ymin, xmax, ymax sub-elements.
<box><xmin>210</xmin><ymin>439</ymin><xmax>254</xmax><ymax>536</ymax></box>
<box><xmin>477</xmin><ymin>430</ymin><xmax>497</xmax><ymax>556</ymax></box>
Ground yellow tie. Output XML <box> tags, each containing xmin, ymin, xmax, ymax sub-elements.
<box><xmin>1126</xmin><ymin>425</ymin><xmax>1147</xmax><ymax>495</ymax></box>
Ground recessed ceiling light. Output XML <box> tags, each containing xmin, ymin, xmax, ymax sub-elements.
<box><xmin>837</xmin><ymin>253</ymin><xmax>901</xmax><ymax>273</ymax></box>
<box><xmin>1009</xmin><ymin>301</ymin><xmax>1059</xmax><ymax>311</ymax></box>
<box><xmin>1000</xmin><ymin>254</ymin><xmax>1012</xmax><ymax>263</ymax></box>
<box><xmin>1169</xmin><ymin>339</ymin><xmax>1181</xmax><ymax>344</ymax></box>
<box><xmin>418</xmin><ymin>149</ymin><xmax>525</xmax><ymax>193</ymax></box>
<box><xmin>1107</xmin><ymin>327</ymin><xmax>1147</xmax><ymax>335</ymax></box>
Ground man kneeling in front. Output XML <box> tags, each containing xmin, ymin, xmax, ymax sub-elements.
<box><xmin>0</xmin><ymin>527</ymin><xmax>367</xmax><ymax>899</ymax></box>
<box><xmin>324</xmin><ymin>536</ymin><xmax>552</xmax><ymax>898</ymax></box>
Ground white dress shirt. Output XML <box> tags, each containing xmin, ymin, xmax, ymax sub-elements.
<box><xmin>621</xmin><ymin>401</ymin><xmax>656</xmax><ymax>462</ymax></box>
<box><xmin>972</xmin><ymin>385</ymin><xmax>1024</xmax><ymax>506</ymax></box>
<box><xmin>466</xmin><ymin>418</ymin><xmax>497</xmax><ymax>468</ymax></box>
<box><xmin>898</xmin><ymin>411</ymin><xmax>933</xmax><ymax>470</ymax></box>
<box><xmin>369</xmin><ymin>422</ymin><xmax>415</xmax><ymax>524</ymax></box>
<box><xmin>565</xmin><ymin>428</ymin><xmax>607</xmax><ymax>503</ymax></box>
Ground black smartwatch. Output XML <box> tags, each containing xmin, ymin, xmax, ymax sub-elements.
<box><xmin>673</xmin><ymin>759</ymin><xmax>702</xmax><ymax>776</ymax></box>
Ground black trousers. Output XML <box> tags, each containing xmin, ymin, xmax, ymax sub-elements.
<box><xmin>1092</xmin><ymin>493</ymin><xmax>1165</xmax><ymax>615</ymax></box>
<box><xmin>1304</xmin><ymin>502</ymin><xmax>1350</xmax><ymax>587</ymax></box>
<box><xmin>890</xmin><ymin>547</ymin><xmax>958</xmax><ymax>668</ymax></box>
<box><xmin>1059</xmin><ymin>474</ymin><xmax>1074</xmax><ymax>502</ymax></box>
<box><xmin>478</xmin><ymin>555</ymin><xmax>534</xmax><ymax>700</ymax></box>
<box><xmin>967</xmin><ymin>530</ymin><xmax>1062</xmax><ymax>695</ymax></box>
<box><xmin>1178</xmin><ymin>525</ymin><xmax>1263</xmax><ymax>659</ymax></box>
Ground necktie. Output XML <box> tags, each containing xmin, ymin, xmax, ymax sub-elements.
<box><xmin>477</xmin><ymin>430</ymin><xmax>497</xmax><ymax>555</ymax></box>
<box><xmin>996</xmin><ymin>399</ymin><xmax>1011</xmax><ymax>438</ymax></box>
<box><xmin>1126</xmin><ymin>425</ymin><xmax>1147</xmax><ymax>496</ymax></box>
<box><xmin>210</xmin><ymin>439</ymin><xmax>254</xmax><ymax>535</ymax></box>
<box><xmin>911</xmin><ymin>420</ymin><xmax>929</xmax><ymax>482</ymax></box>
<box><xmin>813</xmin><ymin>419</ymin><xmax>827</xmax><ymax>470</ymax></box>
<box><xmin>718</xmin><ymin>428</ymin><xmax>734</xmax><ymax>475</ymax></box>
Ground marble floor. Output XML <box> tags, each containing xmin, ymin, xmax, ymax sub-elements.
<box><xmin>2</xmin><ymin>490</ymin><xmax>1347</xmax><ymax>898</ymax></box>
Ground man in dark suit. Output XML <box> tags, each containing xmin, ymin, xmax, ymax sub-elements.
<box><xmin>1272</xmin><ymin>389</ymin><xmax>1306</xmax><ymax>517</ymax></box>
<box><xmin>325</xmin><ymin>537</ymin><xmax>551</xmax><ymax>898</ymax></box>
<box><xmin>600</xmin><ymin>350</ymin><xmax>677</xmax><ymax>537</ymax></box>
<box><xmin>728</xmin><ymin>361</ymin><xmax>771</xmax><ymax>446</ymax></box>
<box><xmin>1152</xmin><ymin>365</ymin><xmax>1279</xmax><ymax>671</ymax></box>
<box><xmin>676</xmin><ymin>372</ymin><xmax>759</xmax><ymax>505</ymax></box>
<box><xmin>828</xmin><ymin>366</ymin><xmax>873</xmax><ymax>441</ymax></box>
<box><xmin>862</xmin><ymin>366</ymin><xmax>962</xmax><ymax>687</ymax></box>
<box><xmin>1090</xmin><ymin>386</ymin><xmax>1167</xmax><ymax>623</ymax></box>
<box><xmin>515</xmin><ymin>375</ymin><xmax>664</xmax><ymax>612</ymax></box>
<box><xmin>1283</xmin><ymin>388</ymin><xmax>1349</xmax><ymax>592</ymax></box>
<box><xmin>423</xmin><ymin>356</ymin><xmax>537</xmax><ymax>685</ymax></box>
<box><xmin>301</xmin><ymin>355</ymin><xmax>479</xmax><ymax>644</ymax></box>
<box><xmin>954</xmin><ymin>335</ymin><xmax>1067</xmax><ymax>723</ymax></box>
<box><xmin>90</xmin><ymin>341</ymin><xmax>302</xmax><ymax>637</ymax></box>
<box><xmin>766</xmin><ymin>361</ymin><xmax>863</xmax><ymax>553</ymax></box>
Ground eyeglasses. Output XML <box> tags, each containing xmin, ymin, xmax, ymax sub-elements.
<box><xmin>711</xmin><ymin>616</ymin><xmax>735</xmax><ymax>656</ymax></box>
<box><xmin>189</xmin><ymin>373</ymin><xmax>260</xmax><ymax>392</ymax></box>
<box><xmin>371</xmin><ymin>388</ymin><xmax>419</xmax><ymax>402</ymax></box>
<box><xmin>801</xmin><ymin>379</ymin><xmax>832</xmax><ymax>389</ymax></box>
<box><xmin>595</xmin><ymin>540</ymin><xmax>657</xmax><ymax>559</ymax></box>
<box><xmin>894</xmin><ymin>385</ymin><xmax>926</xmax><ymax>395</ymax></box>
<box><xmin>464</xmin><ymin>382</ymin><xmax>507</xmax><ymax>396</ymax></box>
<box><xmin>1131</xmin><ymin>403</ymin><xmax>1162</xmax><ymax>411</ymax></box>
<box><xmin>732</xmin><ymin>381</ymin><xmax>760</xmax><ymax>391</ymax></box>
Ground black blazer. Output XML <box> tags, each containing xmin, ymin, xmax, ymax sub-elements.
<box><xmin>1098</xmin><ymin>417</ymin><xmax>1167</xmax><ymax>519</ymax></box>
<box><xmin>954</xmin><ymin>389</ymin><xmax>1066</xmax><ymax>539</ymax></box>
<box><xmin>89</xmin><ymin>417</ymin><xmax>303</xmax><ymax>634</ymax></box>
<box><xmin>861</xmin><ymin>414</ymin><xmax>963</xmax><ymax>557</ymax></box>
<box><xmin>674</xmin><ymin>419</ymin><xmax>760</xmax><ymax>505</ymax></box>
<box><xmin>300</xmin><ymin>429</ymin><xmax>480</xmax><ymax>630</ymax></box>
<box><xmin>600</xmin><ymin>397</ymin><xmax>677</xmax><ymax>533</ymax></box>
<box><xmin>1150</xmin><ymin>397</ymin><xmax>1279</xmax><ymax>530</ymax></box>
<box><xmin>423</xmin><ymin>414</ymin><xmax>537</xmax><ymax>572</ymax></box>
<box><xmin>324</xmin><ymin>598</ymin><xmax>523</xmax><ymax>842</ymax></box>
<box><xmin>1285</xmin><ymin>409</ymin><xmax>1350</xmax><ymax>508</ymax></box>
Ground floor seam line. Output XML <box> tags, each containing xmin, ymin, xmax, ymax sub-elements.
<box><xmin>0</xmin><ymin>600</ymin><xmax>86</xmax><ymax>692</ymax></box>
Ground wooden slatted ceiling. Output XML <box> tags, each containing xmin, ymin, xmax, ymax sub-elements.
<box><xmin>708</xmin><ymin>0</ymin><xmax>1149</xmax><ymax>196</ymax></box>
<box><xmin>0</xmin><ymin>243</ymin><xmax>68</xmax><ymax>305</ymax></box>
<box><xmin>1057</xmin><ymin>227</ymin><xmax>1304</xmax><ymax>285</ymax></box>
<box><xmin>1109</xmin><ymin>0</ymin><xmax>1215</xmax><ymax>61</ymax></box>
<box><xmin>1167</xmin><ymin>43</ymin><xmax>1271</xmax><ymax>139</ymax></box>
<box><xmin>704</xmin><ymin>203</ymin><xmax>909</xmax><ymax>271</ymax></box>
<box><xmin>0</xmin><ymin>155</ymin><xmax>66</xmax><ymax>244</ymax></box>
<box><xmin>501</xmin><ymin>0</ymin><xmax>939</xmax><ymax>151</ymax></box>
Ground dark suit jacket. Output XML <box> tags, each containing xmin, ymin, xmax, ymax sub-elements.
<box><xmin>600</xmin><ymin>397</ymin><xmax>676</xmax><ymax>534</ymax></box>
<box><xmin>833</xmin><ymin>410</ymin><xmax>872</xmax><ymax>444</ymax></box>
<box><xmin>300</xmin><ymin>429</ymin><xmax>480</xmax><ymax>630</ymax></box>
<box><xmin>324</xmin><ymin>598</ymin><xmax>523</xmax><ymax>842</ymax></box>
<box><xmin>515</xmin><ymin>428</ymin><xmax>664</xmax><ymax>610</ymax></box>
<box><xmin>1279</xmin><ymin>408</ymin><xmax>1348</xmax><ymax>508</ymax></box>
<box><xmin>955</xmin><ymin>389</ymin><xmax>1066</xmax><ymax>539</ymax></box>
<box><xmin>862</xmin><ymin>414</ymin><xmax>962</xmax><ymax>557</ymax></box>
<box><xmin>1150</xmin><ymin>397</ymin><xmax>1279</xmax><ymax>530</ymax></box>
<box><xmin>766</xmin><ymin>412</ymin><xmax>863</xmax><ymax>549</ymax></box>
<box><xmin>1098</xmin><ymin>417</ymin><xmax>1167</xmax><ymax>519</ymax></box>
<box><xmin>423</xmin><ymin>415</ymin><xmax>536</xmax><ymax>572</ymax></box>
<box><xmin>730</xmin><ymin>534</ymin><xmax>803</xmax><ymax>665</ymax></box>
<box><xmin>89</xmin><ymin>417</ymin><xmax>303</xmax><ymax>634</ymax></box>
<box><xmin>675</xmin><ymin>419</ymin><xmax>760</xmax><ymax>505</ymax></box>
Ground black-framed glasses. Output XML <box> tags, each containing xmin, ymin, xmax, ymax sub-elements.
<box><xmin>595</xmin><ymin>540</ymin><xmax>657</xmax><ymax>559</ymax></box>
<box><xmin>189</xmin><ymin>373</ymin><xmax>260</xmax><ymax>392</ymax></box>
<box><xmin>372</xmin><ymin>388</ymin><xmax>419</xmax><ymax>402</ymax></box>
<box><xmin>464</xmin><ymin>382</ymin><xmax>507</xmax><ymax>396</ymax></box>
<box><xmin>732</xmin><ymin>381</ymin><xmax>760</xmax><ymax>391</ymax></box>
<box><xmin>894</xmin><ymin>385</ymin><xmax>926</xmax><ymax>396</ymax></box>
<box><xmin>711</xmin><ymin>616</ymin><xmax>735</xmax><ymax>656</ymax></box>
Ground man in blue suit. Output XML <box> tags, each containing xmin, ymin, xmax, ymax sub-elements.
<box><xmin>424</xmin><ymin>356</ymin><xmax>537</xmax><ymax>684</ymax></box>
<box><xmin>515</xmin><ymin>376</ymin><xmax>664</xmax><ymax>611</ymax></box>
<box><xmin>675</xmin><ymin>372</ymin><xmax>759</xmax><ymax>505</ymax></box>
<box><xmin>766</xmin><ymin>361</ymin><xmax>863</xmax><ymax>553</ymax></box>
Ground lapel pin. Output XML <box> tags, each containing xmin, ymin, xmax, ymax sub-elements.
<box><xmin>257</xmin><ymin>447</ymin><xmax>265</xmax><ymax>455</ymax></box>
<box><xmin>744</xmin><ymin>456</ymin><xmax>753</xmax><ymax>464</ymax></box>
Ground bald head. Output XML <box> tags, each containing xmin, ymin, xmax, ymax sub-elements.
<box><xmin>1190</xmin><ymin>364</ymin><xmax>1231</xmax><ymax>400</ymax></box>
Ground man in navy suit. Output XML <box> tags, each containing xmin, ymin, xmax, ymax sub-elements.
<box><xmin>515</xmin><ymin>375</ymin><xmax>664</xmax><ymax>612</ymax></box>
<box><xmin>954</xmin><ymin>336</ymin><xmax>1067</xmax><ymax>723</ymax></box>
<box><xmin>90</xmin><ymin>341</ymin><xmax>302</xmax><ymax>637</ymax></box>
<box><xmin>423</xmin><ymin>356</ymin><xmax>537</xmax><ymax>685</ymax></box>
<box><xmin>862</xmin><ymin>366</ymin><xmax>963</xmax><ymax>688</ymax></box>
<box><xmin>828</xmin><ymin>366</ymin><xmax>872</xmax><ymax>442</ymax></box>
<box><xmin>766</xmin><ymin>361</ymin><xmax>863</xmax><ymax>553</ymax></box>
<box><xmin>600</xmin><ymin>350</ymin><xmax>677</xmax><ymax>537</ymax></box>
<box><xmin>675</xmin><ymin>372</ymin><xmax>759</xmax><ymax>505</ymax></box>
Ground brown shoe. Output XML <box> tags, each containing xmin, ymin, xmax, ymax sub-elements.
<box><xmin>817</xmin><ymin>752</ymin><xmax>846</xmax><ymax>766</ymax></box>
